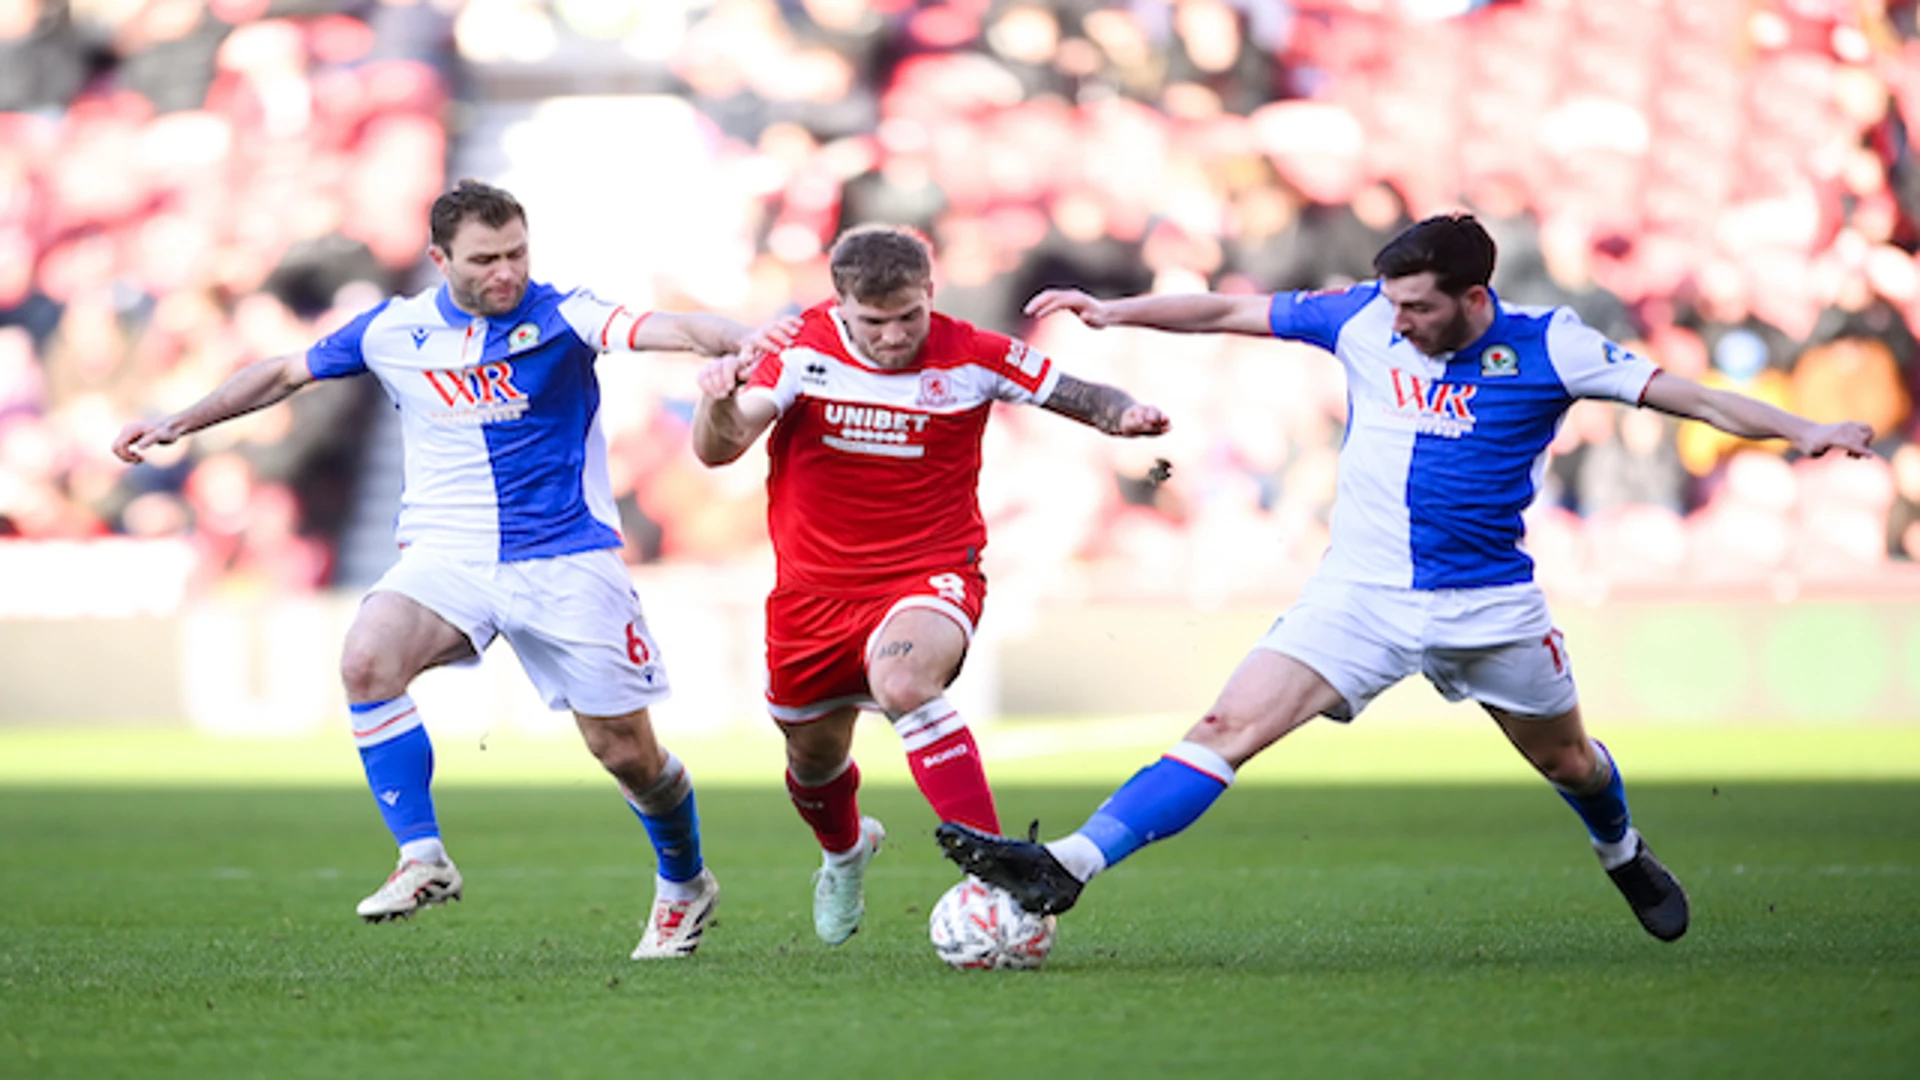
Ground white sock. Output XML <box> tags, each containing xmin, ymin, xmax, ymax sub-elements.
<box><xmin>400</xmin><ymin>837</ymin><xmax>448</xmax><ymax>865</ymax></box>
<box><xmin>824</xmin><ymin>836</ymin><xmax>870</xmax><ymax>867</ymax></box>
<box><xmin>1046</xmin><ymin>834</ymin><xmax>1108</xmax><ymax>883</ymax></box>
<box><xmin>1594</xmin><ymin>827</ymin><xmax>1640</xmax><ymax>871</ymax></box>
<box><xmin>655</xmin><ymin>873</ymin><xmax>704</xmax><ymax>902</ymax></box>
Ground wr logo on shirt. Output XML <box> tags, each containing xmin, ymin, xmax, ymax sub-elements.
<box><xmin>420</xmin><ymin>363</ymin><xmax>528</xmax><ymax>424</ymax></box>
<box><xmin>1387</xmin><ymin>370</ymin><xmax>1477</xmax><ymax>437</ymax></box>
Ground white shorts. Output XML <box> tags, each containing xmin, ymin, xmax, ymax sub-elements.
<box><xmin>1257</xmin><ymin>576</ymin><xmax>1577</xmax><ymax>721</ymax></box>
<box><xmin>369</xmin><ymin>546</ymin><xmax>670</xmax><ymax>716</ymax></box>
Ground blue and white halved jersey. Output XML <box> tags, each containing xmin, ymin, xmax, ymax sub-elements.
<box><xmin>307</xmin><ymin>281</ymin><xmax>657</xmax><ymax>562</ymax></box>
<box><xmin>1268</xmin><ymin>282</ymin><xmax>1660</xmax><ymax>590</ymax></box>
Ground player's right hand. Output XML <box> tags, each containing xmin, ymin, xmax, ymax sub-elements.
<box><xmin>111</xmin><ymin>418</ymin><xmax>183</xmax><ymax>464</ymax></box>
<box><xmin>696</xmin><ymin>352</ymin><xmax>760</xmax><ymax>401</ymax></box>
<box><xmin>1025</xmin><ymin>289</ymin><xmax>1115</xmax><ymax>328</ymax></box>
<box><xmin>738</xmin><ymin>314</ymin><xmax>802</xmax><ymax>358</ymax></box>
<box><xmin>1796</xmin><ymin>420</ymin><xmax>1874</xmax><ymax>459</ymax></box>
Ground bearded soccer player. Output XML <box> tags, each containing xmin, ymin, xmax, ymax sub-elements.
<box><xmin>936</xmin><ymin>214</ymin><xmax>1875</xmax><ymax>945</ymax></box>
<box><xmin>113</xmin><ymin>180</ymin><xmax>793</xmax><ymax>959</ymax></box>
<box><xmin>691</xmin><ymin>225</ymin><xmax>1169</xmax><ymax>946</ymax></box>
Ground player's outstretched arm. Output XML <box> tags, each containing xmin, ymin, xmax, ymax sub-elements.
<box><xmin>631</xmin><ymin>312</ymin><xmax>801</xmax><ymax>357</ymax></box>
<box><xmin>690</xmin><ymin>353</ymin><xmax>780</xmax><ymax>466</ymax></box>
<box><xmin>1040</xmin><ymin>374</ymin><xmax>1170</xmax><ymax>438</ymax></box>
<box><xmin>1639</xmin><ymin>371</ymin><xmax>1873</xmax><ymax>458</ymax></box>
<box><xmin>111</xmin><ymin>353</ymin><xmax>314</xmax><ymax>464</ymax></box>
<box><xmin>1025</xmin><ymin>288</ymin><xmax>1272</xmax><ymax>337</ymax></box>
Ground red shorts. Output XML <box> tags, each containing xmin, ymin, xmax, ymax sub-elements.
<box><xmin>765</xmin><ymin>568</ymin><xmax>987</xmax><ymax>721</ymax></box>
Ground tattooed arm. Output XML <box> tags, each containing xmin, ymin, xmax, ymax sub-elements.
<box><xmin>1040</xmin><ymin>374</ymin><xmax>1170</xmax><ymax>437</ymax></box>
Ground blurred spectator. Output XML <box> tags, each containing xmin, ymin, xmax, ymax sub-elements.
<box><xmin>4</xmin><ymin>0</ymin><xmax>1915</xmax><ymax>602</ymax></box>
<box><xmin>1888</xmin><ymin>441</ymin><xmax>1920</xmax><ymax>559</ymax></box>
<box><xmin>1677</xmin><ymin>328</ymin><xmax>1795</xmax><ymax>480</ymax></box>
<box><xmin>0</xmin><ymin>0</ymin><xmax>88</xmax><ymax>112</ymax></box>
<box><xmin>1577</xmin><ymin>407</ymin><xmax>1687</xmax><ymax>516</ymax></box>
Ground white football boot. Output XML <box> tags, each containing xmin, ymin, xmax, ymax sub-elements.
<box><xmin>356</xmin><ymin>858</ymin><xmax>464</xmax><ymax>922</ymax></box>
<box><xmin>630</xmin><ymin>868</ymin><xmax>720</xmax><ymax>959</ymax></box>
<box><xmin>812</xmin><ymin>816</ymin><xmax>885</xmax><ymax>946</ymax></box>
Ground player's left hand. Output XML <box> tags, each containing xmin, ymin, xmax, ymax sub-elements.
<box><xmin>1797</xmin><ymin>420</ymin><xmax>1874</xmax><ymax>458</ymax></box>
<box><xmin>738</xmin><ymin>315</ymin><xmax>802</xmax><ymax>358</ymax></box>
<box><xmin>1116</xmin><ymin>403</ymin><xmax>1170</xmax><ymax>437</ymax></box>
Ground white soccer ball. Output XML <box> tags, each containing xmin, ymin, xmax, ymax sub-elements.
<box><xmin>928</xmin><ymin>878</ymin><xmax>1057</xmax><ymax>970</ymax></box>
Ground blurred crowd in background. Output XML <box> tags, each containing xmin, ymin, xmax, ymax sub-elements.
<box><xmin>4</xmin><ymin>0</ymin><xmax>1920</xmax><ymax>607</ymax></box>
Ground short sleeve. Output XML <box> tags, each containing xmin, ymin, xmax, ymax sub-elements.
<box><xmin>1544</xmin><ymin>307</ymin><xmax>1660</xmax><ymax>403</ymax></box>
<box><xmin>1266</xmin><ymin>282</ymin><xmax>1381</xmax><ymax>352</ymax></box>
<box><xmin>305</xmin><ymin>300</ymin><xmax>389</xmax><ymax>380</ymax></box>
<box><xmin>743</xmin><ymin>348</ymin><xmax>801</xmax><ymax>414</ymax></box>
<box><xmin>976</xmin><ymin>330</ymin><xmax>1060</xmax><ymax>405</ymax></box>
<box><xmin>556</xmin><ymin>287</ymin><xmax>652</xmax><ymax>353</ymax></box>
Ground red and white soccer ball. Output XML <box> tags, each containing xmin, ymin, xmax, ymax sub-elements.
<box><xmin>929</xmin><ymin>878</ymin><xmax>1057</xmax><ymax>970</ymax></box>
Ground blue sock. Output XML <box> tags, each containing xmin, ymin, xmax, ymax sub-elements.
<box><xmin>1557</xmin><ymin>740</ymin><xmax>1630</xmax><ymax>844</ymax></box>
<box><xmin>624</xmin><ymin>755</ymin><xmax>704</xmax><ymax>883</ymax></box>
<box><xmin>352</xmin><ymin>697</ymin><xmax>439</xmax><ymax>847</ymax></box>
<box><xmin>1077</xmin><ymin>742</ymin><xmax>1234</xmax><ymax>868</ymax></box>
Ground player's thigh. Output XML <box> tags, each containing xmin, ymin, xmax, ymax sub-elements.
<box><xmin>1191</xmin><ymin>649</ymin><xmax>1349</xmax><ymax>767</ymax></box>
<box><xmin>506</xmin><ymin>550</ymin><xmax>672</xmax><ymax>716</ymax></box>
<box><xmin>1423</xmin><ymin>629</ymin><xmax>1578</xmax><ymax>720</ymax></box>
<box><xmin>1255</xmin><ymin>579</ymin><xmax>1423</xmax><ymax>722</ymax></box>
<box><xmin>766</xmin><ymin>588</ymin><xmax>875</xmax><ymax>720</ymax></box>
<box><xmin>341</xmin><ymin>589</ymin><xmax>475</xmax><ymax>692</ymax></box>
<box><xmin>867</xmin><ymin>606</ymin><xmax>970</xmax><ymax>703</ymax></box>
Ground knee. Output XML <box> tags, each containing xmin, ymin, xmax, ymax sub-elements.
<box><xmin>588</xmin><ymin>726</ymin><xmax>663</xmax><ymax>785</ymax></box>
<box><xmin>870</xmin><ymin>668</ymin><xmax>937</xmax><ymax>718</ymax></box>
<box><xmin>1532</xmin><ymin>740</ymin><xmax>1600</xmax><ymax>790</ymax></box>
<box><xmin>1187</xmin><ymin>709</ymin><xmax>1262</xmax><ymax>766</ymax></box>
<box><xmin>783</xmin><ymin>729</ymin><xmax>849</xmax><ymax>784</ymax></box>
<box><xmin>786</xmin><ymin>741</ymin><xmax>842</xmax><ymax>782</ymax></box>
<box><xmin>339</xmin><ymin>643</ymin><xmax>404</xmax><ymax>703</ymax></box>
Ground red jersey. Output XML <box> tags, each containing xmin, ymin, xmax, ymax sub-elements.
<box><xmin>743</xmin><ymin>302</ymin><xmax>1060</xmax><ymax>593</ymax></box>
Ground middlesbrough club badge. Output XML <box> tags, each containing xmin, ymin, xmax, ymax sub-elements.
<box><xmin>917</xmin><ymin>369</ymin><xmax>955</xmax><ymax>407</ymax></box>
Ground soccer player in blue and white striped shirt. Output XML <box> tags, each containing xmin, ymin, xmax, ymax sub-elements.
<box><xmin>938</xmin><ymin>214</ymin><xmax>1874</xmax><ymax>944</ymax></box>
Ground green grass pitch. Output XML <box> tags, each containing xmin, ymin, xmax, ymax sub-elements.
<box><xmin>2</xmin><ymin>725</ymin><xmax>1916</xmax><ymax>1078</ymax></box>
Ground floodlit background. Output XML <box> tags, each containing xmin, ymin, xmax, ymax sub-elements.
<box><xmin>3</xmin><ymin>0</ymin><xmax>1919</xmax><ymax>753</ymax></box>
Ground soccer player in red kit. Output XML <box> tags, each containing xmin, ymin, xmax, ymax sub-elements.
<box><xmin>692</xmin><ymin>225</ymin><xmax>1168</xmax><ymax>945</ymax></box>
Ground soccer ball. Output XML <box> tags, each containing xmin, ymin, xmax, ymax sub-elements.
<box><xmin>928</xmin><ymin>878</ymin><xmax>1056</xmax><ymax>970</ymax></box>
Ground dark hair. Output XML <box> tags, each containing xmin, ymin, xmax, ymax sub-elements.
<box><xmin>429</xmin><ymin>179</ymin><xmax>526</xmax><ymax>252</ymax></box>
<box><xmin>829</xmin><ymin>225</ymin><xmax>933</xmax><ymax>301</ymax></box>
<box><xmin>1372</xmin><ymin>213</ymin><xmax>1496</xmax><ymax>295</ymax></box>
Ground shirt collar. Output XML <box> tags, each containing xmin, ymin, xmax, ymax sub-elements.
<box><xmin>433</xmin><ymin>284</ymin><xmax>470</xmax><ymax>325</ymax></box>
<box><xmin>1440</xmin><ymin>286</ymin><xmax>1505</xmax><ymax>360</ymax></box>
<box><xmin>434</xmin><ymin>282</ymin><xmax>539</xmax><ymax>327</ymax></box>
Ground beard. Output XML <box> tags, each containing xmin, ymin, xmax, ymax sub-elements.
<box><xmin>456</xmin><ymin>277</ymin><xmax>526</xmax><ymax>317</ymax></box>
<box><xmin>1412</xmin><ymin>304</ymin><xmax>1475</xmax><ymax>356</ymax></box>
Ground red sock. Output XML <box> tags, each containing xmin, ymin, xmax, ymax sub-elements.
<box><xmin>786</xmin><ymin>761</ymin><xmax>864</xmax><ymax>854</ymax></box>
<box><xmin>906</xmin><ymin>726</ymin><xmax>1000</xmax><ymax>833</ymax></box>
